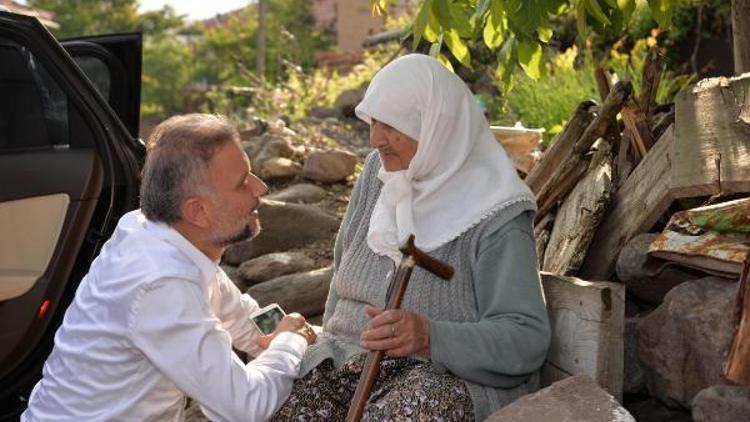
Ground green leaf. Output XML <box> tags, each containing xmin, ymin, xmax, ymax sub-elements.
<box><xmin>483</xmin><ymin>1</ymin><xmax>506</xmax><ymax>49</ymax></box>
<box><xmin>504</xmin><ymin>0</ymin><xmax>543</xmax><ymax>37</ymax></box>
<box><xmin>617</xmin><ymin>0</ymin><xmax>635</xmax><ymax>23</ymax></box>
<box><xmin>437</xmin><ymin>53</ymin><xmax>455</xmax><ymax>72</ymax></box>
<box><xmin>449</xmin><ymin>1</ymin><xmax>475</xmax><ymax>38</ymax></box>
<box><xmin>476</xmin><ymin>0</ymin><xmax>492</xmax><ymax>17</ymax></box>
<box><xmin>432</xmin><ymin>0</ymin><xmax>452</xmax><ymax>27</ymax></box>
<box><xmin>648</xmin><ymin>0</ymin><xmax>672</xmax><ymax>29</ymax></box>
<box><xmin>575</xmin><ymin>0</ymin><xmax>588</xmax><ymax>39</ymax></box>
<box><xmin>584</xmin><ymin>0</ymin><xmax>611</xmax><ymax>26</ymax></box>
<box><xmin>412</xmin><ymin>0</ymin><xmax>432</xmax><ymax>50</ymax></box>
<box><xmin>517</xmin><ymin>38</ymin><xmax>544</xmax><ymax>80</ymax></box>
<box><xmin>495</xmin><ymin>38</ymin><xmax>517</xmax><ymax>94</ymax></box>
<box><xmin>424</xmin><ymin>6</ymin><xmax>441</xmax><ymax>42</ymax></box>
<box><xmin>444</xmin><ymin>28</ymin><xmax>472</xmax><ymax>68</ymax></box>
<box><xmin>428</xmin><ymin>32</ymin><xmax>443</xmax><ymax>57</ymax></box>
<box><xmin>537</xmin><ymin>23</ymin><xmax>553</xmax><ymax>43</ymax></box>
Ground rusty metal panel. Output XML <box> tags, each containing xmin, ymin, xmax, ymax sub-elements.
<box><xmin>649</xmin><ymin>198</ymin><xmax>750</xmax><ymax>275</ymax></box>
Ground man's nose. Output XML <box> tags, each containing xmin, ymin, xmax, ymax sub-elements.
<box><xmin>250</xmin><ymin>174</ymin><xmax>268</xmax><ymax>197</ymax></box>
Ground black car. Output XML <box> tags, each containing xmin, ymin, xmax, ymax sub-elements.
<box><xmin>0</xmin><ymin>11</ymin><xmax>144</xmax><ymax>417</ymax></box>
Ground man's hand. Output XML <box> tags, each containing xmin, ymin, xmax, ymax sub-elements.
<box><xmin>359</xmin><ymin>305</ymin><xmax>431</xmax><ymax>359</ymax></box>
<box><xmin>256</xmin><ymin>313</ymin><xmax>316</xmax><ymax>349</ymax></box>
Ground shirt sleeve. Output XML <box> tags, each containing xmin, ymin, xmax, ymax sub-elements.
<box><xmin>211</xmin><ymin>270</ymin><xmax>264</xmax><ymax>356</ymax></box>
<box><xmin>429</xmin><ymin>212</ymin><xmax>551</xmax><ymax>388</ymax></box>
<box><xmin>130</xmin><ymin>278</ymin><xmax>307</xmax><ymax>422</ymax></box>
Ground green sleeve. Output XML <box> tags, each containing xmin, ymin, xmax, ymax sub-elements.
<box><xmin>429</xmin><ymin>211</ymin><xmax>551</xmax><ymax>388</ymax></box>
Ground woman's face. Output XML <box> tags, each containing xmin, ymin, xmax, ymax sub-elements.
<box><xmin>369</xmin><ymin>119</ymin><xmax>418</xmax><ymax>171</ymax></box>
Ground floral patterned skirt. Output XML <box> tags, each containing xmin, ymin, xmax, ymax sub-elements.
<box><xmin>272</xmin><ymin>353</ymin><xmax>473</xmax><ymax>421</ymax></box>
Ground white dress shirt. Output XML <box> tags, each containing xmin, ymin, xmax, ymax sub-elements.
<box><xmin>22</xmin><ymin>210</ymin><xmax>307</xmax><ymax>421</ymax></box>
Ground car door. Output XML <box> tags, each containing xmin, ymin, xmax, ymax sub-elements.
<box><xmin>0</xmin><ymin>11</ymin><xmax>143</xmax><ymax>413</ymax></box>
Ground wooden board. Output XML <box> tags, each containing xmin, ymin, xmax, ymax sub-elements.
<box><xmin>543</xmin><ymin>141</ymin><xmax>613</xmax><ymax>275</ymax></box>
<box><xmin>672</xmin><ymin>74</ymin><xmax>750</xmax><ymax>198</ymax></box>
<box><xmin>578</xmin><ymin>125</ymin><xmax>675</xmax><ymax>281</ymax></box>
<box><xmin>540</xmin><ymin>272</ymin><xmax>625</xmax><ymax>400</ymax></box>
<box><xmin>525</xmin><ymin>102</ymin><xmax>595</xmax><ymax>193</ymax></box>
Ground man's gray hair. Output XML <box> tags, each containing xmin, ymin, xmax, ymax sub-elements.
<box><xmin>140</xmin><ymin>113</ymin><xmax>239</xmax><ymax>223</ymax></box>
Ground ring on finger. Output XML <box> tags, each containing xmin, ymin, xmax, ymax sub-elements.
<box><xmin>390</xmin><ymin>324</ymin><xmax>396</xmax><ymax>338</ymax></box>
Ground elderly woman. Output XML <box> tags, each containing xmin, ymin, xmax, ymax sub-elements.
<box><xmin>274</xmin><ymin>54</ymin><xmax>550</xmax><ymax>421</ymax></box>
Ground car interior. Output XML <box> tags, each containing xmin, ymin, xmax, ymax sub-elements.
<box><xmin>0</xmin><ymin>14</ymin><xmax>143</xmax><ymax>415</ymax></box>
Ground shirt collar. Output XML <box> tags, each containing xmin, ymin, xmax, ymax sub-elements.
<box><xmin>139</xmin><ymin>211</ymin><xmax>220</xmax><ymax>285</ymax></box>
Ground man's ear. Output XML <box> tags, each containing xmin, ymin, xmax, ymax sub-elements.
<box><xmin>180</xmin><ymin>196</ymin><xmax>211</xmax><ymax>229</ymax></box>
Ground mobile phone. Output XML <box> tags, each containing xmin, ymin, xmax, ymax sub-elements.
<box><xmin>250</xmin><ymin>304</ymin><xmax>286</xmax><ymax>335</ymax></box>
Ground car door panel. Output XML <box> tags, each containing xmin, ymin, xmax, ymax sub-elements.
<box><xmin>0</xmin><ymin>11</ymin><xmax>141</xmax><ymax>405</ymax></box>
<box><xmin>0</xmin><ymin>193</ymin><xmax>70</xmax><ymax>301</ymax></box>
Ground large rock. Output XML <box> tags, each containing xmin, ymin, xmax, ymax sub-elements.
<box><xmin>485</xmin><ymin>376</ymin><xmax>634</xmax><ymax>422</ymax></box>
<box><xmin>222</xmin><ymin>199</ymin><xmax>339</xmax><ymax>265</ymax></box>
<box><xmin>334</xmin><ymin>88</ymin><xmax>365</xmax><ymax>117</ymax></box>
<box><xmin>625</xmin><ymin>398</ymin><xmax>693</xmax><ymax>422</ymax></box>
<box><xmin>638</xmin><ymin>277</ymin><xmax>737</xmax><ymax>407</ymax></box>
<box><xmin>624</xmin><ymin>317</ymin><xmax>645</xmax><ymax>394</ymax></box>
<box><xmin>692</xmin><ymin>385</ymin><xmax>750</xmax><ymax>422</ymax></box>
<box><xmin>616</xmin><ymin>233</ymin><xmax>705</xmax><ymax>305</ymax></box>
<box><xmin>237</xmin><ymin>251</ymin><xmax>316</xmax><ymax>285</ymax></box>
<box><xmin>302</xmin><ymin>149</ymin><xmax>358</xmax><ymax>183</ymax></box>
<box><xmin>247</xmin><ymin>267</ymin><xmax>333</xmax><ymax>317</ymax></box>
<box><xmin>258</xmin><ymin>157</ymin><xmax>302</xmax><ymax>179</ymax></box>
<box><xmin>265</xmin><ymin>183</ymin><xmax>327</xmax><ymax>204</ymax></box>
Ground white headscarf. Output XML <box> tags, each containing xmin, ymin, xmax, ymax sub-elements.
<box><xmin>355</xmin><ymin>54</ymin><xmax>536</xmax><ymax>263</ymax></box>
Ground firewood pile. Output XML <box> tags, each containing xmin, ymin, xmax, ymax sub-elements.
<box><xmin>526</xmin><ymin>45</ymin><xmax>750</xmax><ymax>419</ymax></box>
<box><xmin>529</xmin><ymin>46</ymin><xmax>674</xmax><ymax>281</ymax></box>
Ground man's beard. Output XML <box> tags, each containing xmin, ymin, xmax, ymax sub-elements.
<box><xmin>212</xmin><ymin>223</ymin><xmax>259</xmax><ymax>247</ymax></box>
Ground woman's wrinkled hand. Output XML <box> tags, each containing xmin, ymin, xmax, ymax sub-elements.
<box><xmin>360</xmin><ymin>305</ymin><xmax>430</xmax><ymax>359</ymax></box>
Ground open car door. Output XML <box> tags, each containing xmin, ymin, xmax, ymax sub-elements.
<box><xmin>0</xmin><ymin>11</ymin><xmax>143</xmax><ymax>414</ymax></box>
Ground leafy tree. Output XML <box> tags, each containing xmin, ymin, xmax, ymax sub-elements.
<box><xmin>372</xmin><ymin>0</ymin><xmax>674</xmax><ymax>90</ymax></box>
<box><xmin>28</xmin><ymin>0</ymin><xmax>139</xmax><ymax>37</ymax></box>
<box><xmin>193</xmin><ymin>0</ymin><xmax>334</xmax><ymax>85</ymax></box>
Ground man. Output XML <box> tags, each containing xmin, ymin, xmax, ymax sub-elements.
<box><xmin>22</xmin><ymin>114</ymin><xmax>316</xmax><ymax>421</ymax></box>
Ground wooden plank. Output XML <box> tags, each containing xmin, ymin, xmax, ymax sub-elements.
<box><xmin>725</xmin><ymin>257</ymin><xmax>750</xmax><ymax>384</ymax></box>
<box><xmin>543</xmin><ymin>141</ymin><xmax>613</xmax><ymax>275</ymax></box>
<box><xmin>671</xmin><ymin>74</ymin><xmax>750</xmax><ymax>198</ymax></box>
<box><xmin>621</xmin><ymin>101</ymin><xmax>654</xmax><ymax>158</ymax></box>
<box><xmin>639</xmin><ymin>46</ymin><xmax>662</xmax><ymax>120</ymax></box>
<box><xmin>535</xmin><ymin>155</ymin><xmax>589</xmax><ymax>223</ymax></box>
<box><xmin>578</xmin><ymin>125</ymin><xmax>675</xmax><ymax>281</ymax></box>
<box><xmin>540</xmin><ymin>272</ymin><xmax>625</xmax><ymax>400</ymax></box>
<box><xmin>525</xmin><ymin>101</ymin><xmax>596</xmax><ymax>193</ymax></box>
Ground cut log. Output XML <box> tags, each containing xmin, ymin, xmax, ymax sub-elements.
<box><xmin>725</xmin><ymin>257</ymin><xmax>750</xmax><ymax>385</ymax></box>
<box><xmin>573</xmin><ymin>81</ymin><xmax>632</xmax><ymax>154</ymax></box>
<box><xmin>639</xmin><ymin>46</ymin><xmax>662</xmax><ymax>120</ymax></box>
<box><xmin>534</xmin><ymin>212</ymin><xmax>555</xmax><ymax>270</ymax></box>
<box><xmin>671</xmin><ymin>74</ymin><xmax>750</xmax><ymax>198</ymax></box>
<box><xmin>543</xmin><ymin>141</ymin><xmax>613</xmax><ymax>275</ymax></box>
<box><xmin>578</xmin><ymin>125</ymin><xmax>675</xmax><ymax>281</ymax></box>
<box><xmin>247</xmin><ymin>267</ymin><xmax>333</xmax><ymax>317</ymax></box>
<box><xmin>614</xmin><ymin>131</ymin><xmax>634</xmax><ymax>188</ymax></box>
<box><xmin>540</xmin><ymin>273</ymin><xmax>625</xmax><ymax>400</ymax></box>
<box><xmin>525</xmin><ymin>101</ymin><xmax>596</xmax><ymax>193</ymax></box>
<box><xmin>535</xmin><ymin>154</ymin><xmax>589</xmax><ymax>222</ymax></box>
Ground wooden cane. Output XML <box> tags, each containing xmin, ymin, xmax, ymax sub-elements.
<box><xmin>345</xmin><ymin>235</ymin><xmax>454</xmax><ymax>422</ymax></box>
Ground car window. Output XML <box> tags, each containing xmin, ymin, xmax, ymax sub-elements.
<box><xmin>73</xmin><ymin>55</ymin><xmax>111</xmax><ymax>100</ymax></box>
<box><xmin>0</xmin><ymin>37</ymin><xmax>69</xmax><ymax>152</ymax></box>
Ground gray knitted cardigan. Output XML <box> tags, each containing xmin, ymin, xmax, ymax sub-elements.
<box><xmin>300</xmin><ymin>152</ymin><xmax>551</xmax><ymax>420</ymax></box>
